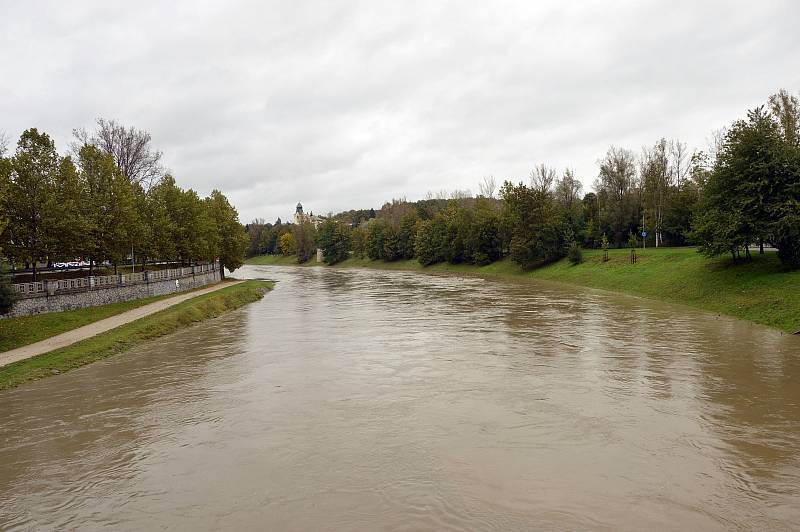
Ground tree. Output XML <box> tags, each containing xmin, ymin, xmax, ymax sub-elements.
<box><xmin>78</xmin><ymin>145</ymin><xmax>138</xmax><ymax>272</ymax></box>
<box><xmin>768</xmin><ymin>89</ymin><xmax>800</xmax><ymax>147</ymax></box>
<box><xmin>0</xmin><ymin>132</ymin><xmax>9</xmax><ymax>157</ymax></box>
<box><xmin>74</xmin><ymin>118</ymin><xmax>164</xmax><ymax>188</ymax></box>
<box><xmin>554</xmin><ymin>168</ymin><xmax>582</xmax><ymax>210</ymax></box>
<box><xmin>278</xmin><ymin>232</ymin><xmax>297</xmax><ymax>256</ymax></box>
<box><xmin>640</xmin><ymin>139</ymin><xmax>671</xmax><ymax>247</ymax></box>
<box><xmin>246</xmin><ymin>218</ymin><xmax>266</xmax><ymax>257</ymax></box>
<box><xmin>317</xmin><ymin>220</ymin><xmax>351</xmax><ymax>265</ymax></box>
<box><xmin>0</xmin><ymin>155</ymin><xmax>13</xmax><ymax>313</ymax></box>
<box><xmin>350</xmin><ymin>226</ymin><xmax>367</xmax><ymax>258</ymax></box>
<box><xmin>691</xmin><ymin>106</ymin><xmax>800</xmax><ymax>267</ymax></box>
<box><xmin>501</xmin><ymin>181</ymin><xmax>566</xmax><ymax>269</ymax></box>
<box><xmin>382</xmin><ymin>225</ymin><xmax>401</xmax><ymax>261</ymax></box>
<box><xmin>2</xmin><ymin>129</ymin><xmax>60</xmax><ymax>279</ymax></box>
<box><xmin>207</xmin><ymin>190</ymin><xmax>248</xmax><ymax>277</ymax></box>
<box><xmin>441</xmin><ymin>202</ymin><xmax>471</xmax><ymax>264</ymax></box>
<box><xmin>478</xmin><ymin>175</ymin><xmax>497</xmax><ymax>198</ymax></box>
<box><xmin>595</xmin><ymin>146</ymin><xmax>639</xmax><ymax>246</ymax></box>
<box><xmin>414</xmin><ymin>218</ymin><xmax>447</xmax><ymax>266</ymax></box>
<box><xmin>146</xmin><ymin>175</ymin><xmax>181</xmax><ymax>263</ymax></box>
<box><xmin>293</xmin><ymin>220</ymin><xmax>316</xmax><ymax>263</ymax></box>
<box><xmin>467</xmin><ymin>200</ymin><xmax>502</xmax><ymax>265</ymax></box>
<box><xmin>50</xmin><ymin>156</ymin><xmax>90</xmax><ymax>262</ymax></box>
<box><xmin>397</xmin><ymin>211</ymin><xmax>419</xmax><ymax>259</ymax></box>
<box><xmin>365</xmin><ymin>220</ymin><xmax>387</xmax><ymax>260</ymax></box>
<box><xmin>530</xmin><ymin>164</ymin><xmax>556</xmax><ymax>194</ymax></box>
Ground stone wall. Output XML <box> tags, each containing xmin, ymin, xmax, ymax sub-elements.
<box><xmin>7</xmin><ymin>269</ymin><xmax>221</xmax><ymax>318</ymax></box>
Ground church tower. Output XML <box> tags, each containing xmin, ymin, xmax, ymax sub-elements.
<box><xmin>294</xmin><ymin>202</ymin><xmax>304</xmax><ymax>224</ymax></box>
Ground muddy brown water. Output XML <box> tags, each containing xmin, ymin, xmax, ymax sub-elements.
<box><xmin>1</xmin><ymin>265</ymin><xmax>798</xmax><ymax>530</ymax></box>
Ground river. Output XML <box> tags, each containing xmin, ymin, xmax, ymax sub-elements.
<box><xmin>1</xmin><ymin>265</ymin><xmax>799</xmax><ymax>530</ymax></box>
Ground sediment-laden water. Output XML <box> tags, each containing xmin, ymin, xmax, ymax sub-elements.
<box><xmin>1</xmin><ymin>265</ymin><xmax>798</xmax><ymax>530</ymax></box>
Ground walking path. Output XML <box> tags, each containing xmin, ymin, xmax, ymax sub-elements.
<box><xmin>0</xmin><ymin>281</ymin><xmax>243</xmax><ymax>368</ymax></box>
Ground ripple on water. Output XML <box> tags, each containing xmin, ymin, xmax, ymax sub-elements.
<box><xmin>0</xmin><ymin>264</ymin><xmax>799</xmax><ymax>530</ymax></box>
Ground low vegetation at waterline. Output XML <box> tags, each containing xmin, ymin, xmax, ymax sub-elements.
<box><xmin>246</xmin><ymin>248</ymin><xmax>800</xmax><ymax>333</ymax></box>
<box><xmin>0</xmin><ymin>280</ymin><xmax>272</xmax><ymax>391</ymax></box>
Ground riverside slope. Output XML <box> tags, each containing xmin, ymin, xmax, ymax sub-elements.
<box><xmin>246</xmin><ymin>247</ymin><xmax>800</xmax><ymax>334</ymax></box>
<box><xmin>0</xmin><ymin>281</ymin><xmax>243</xmax><ymax>367</ymax></box>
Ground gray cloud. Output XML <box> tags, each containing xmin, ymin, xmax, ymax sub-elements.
<box><xmin>2</xmin><ymin>0</ymin><xmax>798</xmax><ymax>223</ymax></box>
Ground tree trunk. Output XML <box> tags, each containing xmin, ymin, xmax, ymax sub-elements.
<box><xmin>89</xmin><ymin>258</ymin><xmax>93</xmax><ymax>277</ymax></box>
<box><xmin>219</xmin><ymin>262</ymin><xmax>225</xmax><ymax>280</ymax></box>
<box><xmin>759</xmin><ymin>239</ymin><xmax>764</xmax><ymax>254</ymax></box>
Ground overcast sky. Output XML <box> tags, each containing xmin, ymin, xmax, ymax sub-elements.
<box><xmin>2</xmin><ymin>1</ymin><xmax>798</xmax><ymax>223</ymax></box>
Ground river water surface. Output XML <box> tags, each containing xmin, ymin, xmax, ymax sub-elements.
<box><xmin>1</xmin><ymin>265</ymin><xmax>799</xmax><ymax>530</ymax></box>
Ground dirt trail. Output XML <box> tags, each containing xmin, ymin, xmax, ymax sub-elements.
<box><xmin>0</xmin><ymin>281</ymin><xmax>243</xmax><ymax>368</ymax></box>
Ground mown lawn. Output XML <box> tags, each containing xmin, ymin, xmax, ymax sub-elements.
<box><xmin>245</xmin><ymin>254</ymin><xmax>310</xmax><ymax>266</ymax></box>
<box><xmin>0</xmin><ymin>280</ymin><xmax>272</xmax><ymax>390</ymax></box>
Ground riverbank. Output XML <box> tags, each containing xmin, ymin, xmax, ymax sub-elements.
<box><xmin>0</xmin><ymin>284</ymin><xmax>228</xmax><ymax>353</ymax></box>
<box><xmin>0</xmin><ymin>280</ymin><xmax>272</xmax><ymax>390</ymax></box>
<box><xmin>246</xmin><ymin>248</ymin><xmax>800</xmax><ymax>333</ymax></box>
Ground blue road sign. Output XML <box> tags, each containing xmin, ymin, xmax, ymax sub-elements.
<box><xmin>641</xmin><ymin>231</ymin><xmax>648</xmax><ymax>237</ymax></box>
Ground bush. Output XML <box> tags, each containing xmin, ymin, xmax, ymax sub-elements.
<box><xmin>567</xmin><ymin>241</ymin><xmax>583</xmax><ymax>265</ymax></box>
<box><xmin>0</xmin><ymin>265</ymin><xmax>15</xmax><ymax>315</ymax></box>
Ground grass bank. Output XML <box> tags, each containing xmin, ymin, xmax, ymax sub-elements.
<box><xmin>1</xmin><ymin>284</ymin><xmax>223</xmax><ymax>353</ymax></box>
<box><xmin>246</xmin><ymin>248</ymin><xmax>800</xmax><ymax>333</ymax></box>
<box><xmin>0</xmin><ymin>280</ymin><xmax>272</xmax><ymax>391</ymax></box>
<box><xmin>245</xmin><ymin>254</ymin><xmax>306</xmax><ymax>266</ymax></box>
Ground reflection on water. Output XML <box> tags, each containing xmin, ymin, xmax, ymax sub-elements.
<box><xmin>0</xmin><ymin>265</ymin><xmax>798</xmax><ymax>530</ymax></box>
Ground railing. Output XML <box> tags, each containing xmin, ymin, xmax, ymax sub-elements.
<box><xmin>11</xmin><ymin>261</ymin><xmax>219</xmax><ymax>297</ymax></box>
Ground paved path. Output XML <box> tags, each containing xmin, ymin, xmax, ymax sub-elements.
<box><xmin>0</xmin><ymin>281</ymin><xmax>243</xmax><ymax>368</ymax></box>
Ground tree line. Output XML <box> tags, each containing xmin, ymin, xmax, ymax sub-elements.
<box><xmin>0</xmin><ymin>120</ymin><xmax>248</xmax><ymax>281</ymax></box>
<box><xmin>258</xmin><ymin>88</ymin><xmax>799</xmax><ymax>271</ymax></box>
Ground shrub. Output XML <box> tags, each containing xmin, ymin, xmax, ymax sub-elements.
<box><xmin>567</xmin><ymin>241</ymin><xmax>583</xmax><ymax>265</ymax></box>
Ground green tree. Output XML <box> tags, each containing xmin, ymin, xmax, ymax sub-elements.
<box><xmin>146</xmin><ymin>175</ymin><xmax>181</xmax><ymax>263</ymax></box>
<box><xmin>467</xmin><ymin>201</ymin><xmax>502</xmax><ymax>265</ymax></box>
<box><xmin>365</xmin><ymin>220</ymin><xmax>387</xmax><ymax>260</ymax></box>
<box><xmin>207</xmin><ymin>190</ymin><xmax>248</xmax><ymax>276</ymax></box>
<box><xmin>397</xmin><ymin>211</ymin><xmax>419</xmax><ymax>259</ymax></box>
<box><xmin>79</xmin><ymin>145</ymin><xmax>137</xmax><ymax>273</ymax></box>
<box><xmin>50</xmin><ymin>156</ymin><xmax>89</xmax><ymax>262</ymax></box>
<box><xmin>382</xmin><ymin>225</ymin><xmax>401</xmax><ymax>261</ymax></box>
<box><xmin>317</xmin><ymin>219</ymin><xmax>351</xmax><ymax>265</ymax></box>
<box><xmin>500</xmin><ymin>181</ymin><xmax>566</xmax><ymax>269</ymax></box>
<box><xmin>594</xmin><ymin>146</ymin><xmax>640</xmax><ymax>246</ymax></box>
<box><xmin>692</xmin><ymin>106</ymin><xmax>800</xmax><ymax>267</ymax></box>
<box><xmin>414</xmin><ymin>217</ymin><xmax>447</xmax><ymax>266</ymax></box>
<box><xmin>350</xmin><ymin>226</ymin><xmax>367</xmax><ymax>259</ymax></box>
<box><xmin>2</xmin><ymin>129</ymin><xmax>60</xmax><ymax>279</ymax></box>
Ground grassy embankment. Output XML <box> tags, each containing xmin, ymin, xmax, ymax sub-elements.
<box><xmin>0</xmin><ymin>280</ymin><xmax>272</xmax><ymax>391</ymax></box>
<box><xmin>246</xmin><ymin>249</ymin><xmax>800</xmax><ymax>333</ymax></box>
<box><xmin>1</xmin><ymin>286</ymin><xmax>215</xmax><ymax>353</ymax></box>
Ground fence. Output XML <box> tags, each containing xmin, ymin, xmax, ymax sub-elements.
<box><xmin>11</xmin><ymin>262</ymin><xmax>219</xmax><ymax>298</ymax></box>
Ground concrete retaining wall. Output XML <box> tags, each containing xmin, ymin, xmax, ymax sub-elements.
<box><xmin>7</xmin><ymin>270</ymin><xmax>221</xmax><ymax>318</ymax></box>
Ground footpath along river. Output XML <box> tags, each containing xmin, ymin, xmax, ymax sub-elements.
<box><xmin>1</xmin><ymin>265</ymin><xmax>799</xmax><ymax>530</ymax></box>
